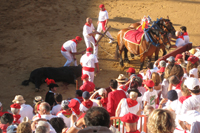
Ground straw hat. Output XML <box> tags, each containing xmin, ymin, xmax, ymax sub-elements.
<box><xmin>116</xmin><ymin>74</ymin><xmax>128</xmax><ymax>82</ymax></box>
<box><xmin>12</xmin><ymin>95</ymin><xmax>26</xmax><ymax>104</ymax></box>
<box><xmin>33</xmin><ymin>96</ymin><xmax>43</xmax><ymax>104</ymax></box>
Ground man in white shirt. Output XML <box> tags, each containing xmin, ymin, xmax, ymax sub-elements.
<box><xmin>180</xmin><ymin>26</ymin><xmax>190</xmax><ymax>44</ymax></box>
<box><xmin>95</xmin><ymin>4</ymin><xmax>114</xmax><ymax>44</ymax></box>
<box><xmin>61</xmin><ymin>36</ymin><xmax>85</xmax><ymax>66</ymax></box>
<box><xmin>83</xmin><ymin>17</ymin><xmax>101</xmax><ymax>57</ymax></box>
<box><xmin>171</xmin><ymin>31</ymin><xmax>185</xmax><ymax>48</ymax></box>
<box><xmin>80</xmin><ymin>47</ymin><xmax>99</xmax><ymax>82</ymax></box>
<box><xmin>181</xmin><ymin>77</ymin><xmax>200</xmax><ymax>114</ymax></box>
<box><xmin>12</xmin><ymin>95</ymin><xmax>33</xmax><ymax>120</ymax></box>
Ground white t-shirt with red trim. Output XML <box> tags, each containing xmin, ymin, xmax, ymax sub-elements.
<box><xmin>80</xmin><ymin>53</ymin><xmax>98</xmax><ymax>68</ymax></box>
<box><xmin>98</xmin><ymin>10</ymin><xmax>109</xmax><ymax>21</ymax></box>
<box><xmin>79</xmin><ymin>101</ymin><xmax>98</xmax><ymax>112</ymax></box>
<box><xmin>62</xmin><ymin>40</ymin><xmax>77</xmax><ymax>53</ymax></box>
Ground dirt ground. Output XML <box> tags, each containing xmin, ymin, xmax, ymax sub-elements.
<box><xmin>0</xmin><ymin>0</ymin><xmax>200</xmax><ymax>110</ymax></box>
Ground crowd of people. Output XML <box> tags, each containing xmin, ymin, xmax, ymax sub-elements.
<box><xmin>1</xmin><ymin>3</ymin><xmax>200</xmax><ymax>133</ymax></box>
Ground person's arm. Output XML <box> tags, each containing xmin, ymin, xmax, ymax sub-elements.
<box><xmin>168</xmin><ymin>83</ymin><xmax>173</xmax><ymax>91</ymax></box>
<box><xmin>65</xmin><ymin>117</ymin><xmax>85</xmax><ymax>133</ymax></box>
<box><xmin>115</xmin><ymin>99</ymin><xmax>123</xmax><ymax>117</ymax></box>
<box><xmin>71</xmin><ymin>50</ymin><xmax>85</xmax><ymax>56</ymax></box>
<box><xmin>107</xmin><ymin>93</ymin><xmax>113</xmax><ymax>116</ymax></box>
<box><xmin>136</xmin><ymin>104</ymin><xmax>142</xmax><ymax>115</ymax></box>
<box><xmin>158</xmin><ymin>98</ymin><xmax>168</xmax><ymax>109</ymax></box>
<box><xmin>143</xmin><ymin>101</ymin><xmax>147</xmax><ymax>107</ymax></box>
<box><xmin>90</xmin><ymin>91</ymin><xmax>101</xmax><ymax>106</ymax></box>
<box><xmin>95</xmin><ymin>63</ymin><xmax>99</xmax><ymax>74</ymax></box>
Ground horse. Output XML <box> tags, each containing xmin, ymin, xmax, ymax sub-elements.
<box><xmin>129</xmin><ymin>18</ymin><xmax>176</xmax><ymax>56</ymax></box>
<box><xmin>115</xmin><ymin>24</ymin><xmax>171</xmax><ymax>70</ymax></box>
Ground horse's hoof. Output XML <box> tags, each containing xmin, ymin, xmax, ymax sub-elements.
<box><xmin>35</xmin><ymin>88</ymin><xmax>39</xmax><ymax>92</ymax></box>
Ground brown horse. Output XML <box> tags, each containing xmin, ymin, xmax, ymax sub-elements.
<box><xmin>116</xmin><ymin>25</ymin><xmax>171</xmax><ymax>70</ymax></box>
<box><xmin>129</xmin><ymin>18</ymin><xmax>175</xmax><ymax>56</ymax></box>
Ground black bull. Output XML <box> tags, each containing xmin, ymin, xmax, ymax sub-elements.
<box><xmin>22</xmin><ymin>64</ymin><xmax>82</xmax><ymax>90</ymax></box>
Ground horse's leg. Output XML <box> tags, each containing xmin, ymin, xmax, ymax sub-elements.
<box><xmin>116</xmin><ymin>43</ymin><xmax>124</xmax><ymax>67</ymax></box>
<box><xmin>140</xmin><ymin>54</ymin><xmax>146</xmax><ymax>70</ymax></box>
<box><xmin>124</xmin><ymin>47</ymin><xmax>130</xmax><ymax>63</ymax></box>
<box><xmin>162</xmin><ymin>48</ymin><xmax>167</xmax><ymax>56</ymax></box>
<box><xmin>155</xmin><ymin>48</ymin><xmax>159</xmax><ymax>61</ymax></box>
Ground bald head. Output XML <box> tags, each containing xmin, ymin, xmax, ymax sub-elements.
<box><xmin>176</xmin><ymin>31</ymin><xmax>181</xmax><ymax>37</ymax></box>
<box><xmin>39</xmin><ymin>102</ymin><xmax>51</xmax><ymax>113</ymax></box>
<box><xmin>86</xmin><ymin>17</ymin><xmax>92</xmax><ymax>24</ymax></box>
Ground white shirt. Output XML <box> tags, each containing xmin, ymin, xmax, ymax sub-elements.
<box><xmin>137</xmin><ymin>86</ymin><xmax>146</xmax><ymax>108</ymax></box>
<box><xmin>79</xmin><ymin>101</ymin><xmax>98</xmax><ymax>112</ymax></box>
<box><xmin>19</xmin><ymin>104</ymin><xmax>33</xmax><ymax>120</ymax></box>
<box><xmin>161</xmin><ymin>78</ymin><xmax>169</xmax><ymax>99</ymax></box>
<box><xmin>80</xmin><ymin>53</ymin><xmax>98</xmax><ymax>68</ymax></box>
<box><xmin>170</xmin><ymin>100</ymin><xmax>179</xmax><ymax>114</ymax></box>
<box><xmin>183</xmin><ymin>35</ymin><xmax>190</xmax><ymax>44</ymax></box>
<box><xmin>98</xmin><ymin>10</ymin><xmax>109</xmax><ymax>21</ymax></box>
<box><xmin>57</xmin><ymin>112</ymin><xmax>71</xmax><ymax>128</ymax></box>
<box><xmin>175</xmin><ymin>38</ymin><xmax>185</xmax><ymax>47</ymax></box>
<box><xmin>181</xmin><ymin>94</ymin><xmax>200</xmax><ymax>114</ymax></box>
<box><xmin>62</xmin><ymin>40</ymin><xmax>77</xmax><ymax>53</ymax></box>
<box><xmin>83</xmin><ymin>23</ymin><xmax>95</xmax><ymax>38</ymax></box>
<box><xmin>51</xmin><ymin>104</ymin><xmax>61</xmax><ymax>115</ymax></box>
<box><xmin>33</xmin><ymin>114</ymin><xmax>57</xmax><ymax>121</ymax></box>
<box><xmin>142</xmin><ymin>90</ymin><xmax>158</xmax><ymax>109</ymax></box>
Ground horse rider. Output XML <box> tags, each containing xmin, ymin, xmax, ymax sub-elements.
<box><xmin>83</xmin><ymin>17</ymin><xmax>102</xmax><ymax>57</ymax></box>
<box><xmin>61</xmin><ymin>36</ymin><xmax>85</xmax><ymax>66</ymax></box>
<box><xmin>95</xmin><ymin>4</ymin><xmax>114</xmax><ymax>44</ymax></box>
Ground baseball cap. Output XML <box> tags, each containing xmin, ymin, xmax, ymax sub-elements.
<box><xmin>187</xmin><ymin>55</ymin><xmax>199</xmax><ymax>64</ymax></box>
<box><xmin>143</xmin><ymin>80</ymin><xmax>154</xmax><ymax>88</ymax></box>
<box><xmin>99</xmin><ymin>4</ymin><xmax>104</xmax><ymax>8</ymax></box>
<box><xmin>121</xmin><ymin>112</ymin><xmax>139</xmax><ymax>123</ymax></box>
<box><xmin>178</xmin><ymin>110</ymin><xmax>200</xmax><ymax>125</ymax></box>
<box><xmin>166</xmin><ymin>56</ymin><xmax>175</xmax><ymax>62</ymax></box>
<box><xmin>127</xmin><ymin>67</ymin><xmax>135</xmax><ymax>74</ymax></box>
<box><xmin>175</xmin><ymin>54</ymin><xmax>183</xmax><ymax>61</ymax></box>
<box><xmin>184</xmin><ymin>77</ymin><xmax>200</xmax><ymax>90</ymax></box>
<box><xmin>189</xmin><ymin>68</ymin><xmax>198</xmax><ymax>78</ymax></box>
<box><xmin>75</xmin><ymin>36</ymin><xmax>82</xmax><ymax>41</ymax></box>
<box><xmin>167</xmin><ymin>90</ymin><xmax>178</xmax><ymax>101</ymax></box>
<box><xmin>82</xmin><ymin>91</ymin><xmax>90</xmax><ymax>99</ymax></box>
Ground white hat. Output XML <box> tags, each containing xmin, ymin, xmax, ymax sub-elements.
<box><xmin>189</xmin><ymin>68</ymin><xmax>198</xmax><ymax>78</ymax></box>
<box><xmin>98</xmin><ymin>88</ymin><xmax>107</xmax><ymax>96</ymax></box>
<box><xmin>0</xmin><ymin>102</ymin><xmax>2</xmax><ymax>107</ymax></box>
<box><xmin>178</xmin><ymin>110</ymin><xmax>200</xmax><ymax>125</ymax></box>
<box><xmin>61</xmin><ymin>100</ymin><xmax>69</xmax><ymax>108</ymax></box>
<box><xmin>184</xmin><ymin>77</ymin><xmax>200</xmax><ymax>90</ymax></box>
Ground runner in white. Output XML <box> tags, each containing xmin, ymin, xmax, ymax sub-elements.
<box><xmin>80</xmin><ymin>47</ymin><xmax>99</xmax><ymax>82</ymax></box>
<box><xmin>95</xmin><ymin>4</ymin><xmax>114</xmax><ymax>44</ymax></box>
<box><xmin>61</xmin><ymin>36</ymin><xmax>85</xmax><ymax>66</ymax></box>
<box><xmin>83</xmin><ymin>17</ymin><xmax>102</xmax><ymax>57</ymax></box>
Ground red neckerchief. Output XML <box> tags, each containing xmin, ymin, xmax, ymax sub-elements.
<box><xmin>13</xmin><ymin>114</ymin><xmax>21</xmax><ymax>124</ymax></box>
<box><xmin>179</xmin><ymin>95</ymin><xmax>192</xmax><ymax>104</ymax></box>
<box><xmin>101</xmin><ymin>8</ymin><xmax>106</xmax><ymax>11</ymax></box>
<box><xmin>71</xmin><ymin>39</ymin><xmax>78</xmax><ymax>45</ymax></box>
<box><xmin>175</xmin><ymin>80</ymin><xmax>183</xmax><ymax>90</ymax></box>
<box><xmin>82</xmin><ymin>100</ymin><xmax>93</xmax><ymax>109</ymax></box>
<box><xmin>100</xmin><ymin>97</ymin><xmax>108</xmax><ymax>108</ymax></box>
<box><xmin>85</xmin><ymin>23</ymin><xmax>91</xmax><ymax>27</ymax></box>
<box><xmin>119</xmin><ymin>85</ymin><xmax>128</xmax><ymax>92</ymax></box>
<box><xmin>126</xmin><ymin>130</ymin><xmax>140</xmax><ymax>133</ymax></box>
<box><xmin>178</xmin><ymin>35</ymin><xmax>184</xmax><ymax>40</ymax></box>
<box><xmin>86</xmin><ymin>52</ymin><xmax>91</xmax><ymax>56</ymax></box>
<box><xmin>38</xmin><ymin>113</ymin><xmax>41</xmax><ymax>118</ymax></box>
<box><xmin>126</xmin><ymin>98</ymin><xmax>138</xmax><ymax>107</ymax></box>
<box><xmin>182</xmin><ymin>32</ymin><xmax>188</xmax><ymax>36</ymax></box>
<box><xmin>57</xmin><ymin>110</ymin><xmax>72</xmax><ymax>118</ymax></box>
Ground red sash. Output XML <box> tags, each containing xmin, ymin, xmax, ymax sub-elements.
<box><xmin>83</xmin><ymin>67</ymin><xmax>95</xmax><ymax>72</ymax></box>
<box><xmin>100</xmin><ymin>20</ymin><xmax>106</xmax><ymax>32</ymax></box>
<box><xmin>82</xmin><ymin>100</ymin><xmax>93</xmax><ymax>109</ymax></box>
<box><xmin>61</xmin><ymin>45</ymin><xmax>67</xmax><ymax>52</ymax></box>
<box><xmin>126</xmin><ymin>98</ymin><xmax>138</xmax><ymax>107</ymax></box>
<box><xmin>178</xmin><ymin>35</ymin><xmax>184</xmax><ymax>40</ymax></box>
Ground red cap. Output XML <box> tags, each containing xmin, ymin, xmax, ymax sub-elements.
<box><xmin>127</xmin><ymin>67</ymin><xmax>135</xmax><ymax>74</ymax></box>
<box><xmin>137</xmin><ymin>74</ymin><xmax>143</xmax><ymax>80</ymax></box>
<box><xmin>75</xmin><ymin>36</ymin><xmax>82</xmax><ymax>41</ymax></box>
<box><xmin>68</xmin><ymin>99</ymin><xmax>80</xmax><ymax>115</ymax></box>
<box><xmin>10</xmin><ymin>103</ymin><xmax>21</xmax><ymax>109</ymax></box>
<box><xmin>144</xmin><ymin>80</ymin><xmax>154</xmax><ymax>88</ymax></box>
<box><xmin>99</xmin><ymin>4</ymin><xmax>104</xmax><ymax>8</ymax></box>
<box><xmin>86</xmin><ymin>47</ymin><xmax>93</xmax><ymax>52</ymax></box>
<box><xmin>157</xmin><ymin>67</ymin><xmax>165</xmax><ymax>73</ymax></box>
<box><xmin>81</xmin><ymin>74</ymin><xmax>89</xmax><ymax>80</ymax></box>
<box><xmin>187</xmin><ymin>55</ymin><xmax>199</xmax><ymax>64</ymax></box>
<box><xmin>175</xmin><ymin>54</ymin><xmax>183</xmax><ymax>61</ymax></box>
<box><xmin>121</xmin><ymin>112</ymin><xmax>139</xmax><ymax>123</ymax></box>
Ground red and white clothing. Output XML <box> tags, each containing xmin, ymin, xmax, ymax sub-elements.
<box><xmin>56</xmin><ymin>110</ymin><xmax>72</xmax><ymax>128</ymax></box>
<box><xmin>181</xmin><ymin>94</ymin><xmax>200</xmax><ymax>114</ymax></box>
<box><xmin>32</xmin><ymin>114</ymin><xmax>57</xmax><ymax>121</ymax></box>
<box><xmin>175</xmin><ymin>36</ymin><xmax>185</xmax><ymax>48</ymax></box>
<box><xmin>176</xmin><ymin>95</ymin><xmax>191</xmax><ymax>115</ymax></box>
<box><xmin>119</xmin><ymin>98</ymin><xmax>140</xmax><ymax>117</ymax></box>
<box><xmin>51</xmin><ymin>104</ymin><xmax>62</xmax><ymax>115</ymax></box>
<box><xmin>83</xmin><ymin>23</ymin><xmax>98</xmax><ymax>56</ymax></box>
<box><xmin>79</xmin><ymin>100</ymin><xmax>98</xmax><ymax>112</ymax></box>
<box><xmin>95</xmin><ymin>10</ymin><xmax>113</xmax><ymax>42</ymax></box>
<box><xmin>80</xmin><ymin>52</ymin><xmax>98</xmax><ymax>82</ymax></box>
<box><xmin>142</xmin><ymin>90</ymin><xmax>158</xmax><ymax>109</ymax></box>
<box><xmin>117</xmin><ymin>84</ymin><xmax>128</xmax><ymax>93</ymax></box>
<box><xmin>107</xmin><ymin>90</ymin><xmax>127</xmax><ymax>116</ymax></box>
<box><xmin>19</xmin><ymin>104</ymin><xmax>33</xmax><ymax>121</ymax></box>
<box><xmin>13</xmin><ymin>114</ymin><xmax>21</xmax><ymax>125</ymax></box>
<box><xmin>182</xmin><ymin>32</ymin><xmax>189</xmax><ymax>44</ymax></box>
<box><xmin>79</xmin><ymin>80</ymin><xmax>95</xmax><ymax>93</ymax></box>
<box><xmin>61</xmin><ymin>39</ymin><xmax>77</xmax><ymax>66</ymax></box>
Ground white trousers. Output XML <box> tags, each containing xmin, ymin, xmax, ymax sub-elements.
<box><xmin>61</xmin><ymin>51</ymin><xmax>77</xmax><ymax>66</ymax></box>
<box><xmin>95</xmin><ymin>23</ymin><xmax>113</xmax><ymax>41</ymax></box>
<box><xmin>84</xmin><ymin>36</ymin><xmax>98</xmax><ymax>57</ymax></box>
<box><xmin>82</xmin><ymin>70</ymin><xmax>94</xmax><ymax>83</ymax></box>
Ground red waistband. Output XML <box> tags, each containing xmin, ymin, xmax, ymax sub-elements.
<box><xmin>61</xmin><ymin>45</ymin><xmax>67</xmax><ymax>52</ymax></box>
<box><xmin>83</xmin><ymin>67</ymin><xmax>95</xmax><ymax>72</ymax></box>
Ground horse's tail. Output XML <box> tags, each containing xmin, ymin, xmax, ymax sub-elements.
<box><xmin>115</xmin><ymin>42</ymin><xmax>120</xmax><ymax>59</ymax></box>
<box><xmin>22</xmin><ymin>79</ymin><xmax>30</xmax><ymax>86</ymax></box>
